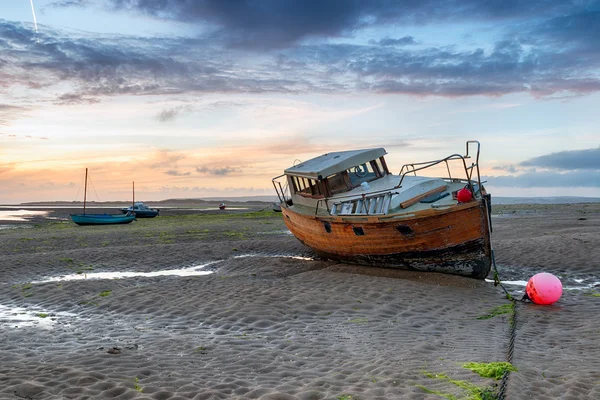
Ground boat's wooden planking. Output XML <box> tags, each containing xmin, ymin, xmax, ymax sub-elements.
<box><xmin>281</xmin><ymin>199</ymin><xmax>492</xmax><ymax>278</ymax></box>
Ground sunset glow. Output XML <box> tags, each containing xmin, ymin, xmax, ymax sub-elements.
<box><xmin>1</xmin><ymin>1</ymin><xmax>599</xmax><ymax>204</ymax></box>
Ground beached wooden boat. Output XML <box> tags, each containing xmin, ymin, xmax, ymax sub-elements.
<box><xmin>272</xmin><ymin>141</ymin><xmax>492</xmax><ymax>279</ymax></box>
<box><xmin>70</xmin><ymin>169</ymin><xmax>136</xmax><ymax>226</ymax></box>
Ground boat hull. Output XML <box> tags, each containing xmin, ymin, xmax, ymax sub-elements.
<box><xmin>120</xmin><ymin>209</ymin><xmax>159</xmax><ymax>218</ymax></box>
<box><xmin>70</xmin><ymin>214</ymin><xmax>136</xmax><ymax>226</ymax></box>
<box><xmin>281</xmin><ymin>200</ymin><xmax>492</xmax><ymax>279</ymax></box>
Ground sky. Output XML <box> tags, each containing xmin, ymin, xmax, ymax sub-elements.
<box><xmin>1</xmin><ymin>0</ymin><xmax>599</xmax><ymax>204</ymax></box>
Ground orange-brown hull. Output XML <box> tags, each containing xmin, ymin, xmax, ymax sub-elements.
<box><xmin>281</xmin><ymin>200</ymin><xmax>492</xmax><ymax>279</ymax></box>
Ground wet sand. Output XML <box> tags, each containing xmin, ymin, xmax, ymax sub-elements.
<box><xmin>0</xmin><ymin>203</ymin><xmax>599</xmax><ymax>399</ymax></box>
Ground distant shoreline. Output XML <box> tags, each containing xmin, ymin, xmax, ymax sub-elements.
<box><xmin>3</xmin><ymin>195</ymin><xmax>599</xmax><ymax>207</ymax></box>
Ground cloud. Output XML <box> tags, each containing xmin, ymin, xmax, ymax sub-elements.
<box><xmin>0</xmin><ymin>104</ymin><xmax>29</xmax><ymax>125</ymax></box>
<box><xmin>157</xmin><ymin>185</ymin><xmax>273</xmax><ymax>194</ymax></box>
<box><xmin>485</xmin><ymin>170</ymin><xmax>600</xmax><ymax>188</ymax></box>
<box><xmin>157</xmin><ymin>105</ymin><xmax>193</xmax><ymax>122</ymax></box>
<box><xmin>520</xmin><ymin>148</ymin><xmax>600</xmax><ymax>170</ymax></box>
<box><xmin>47</xmin><ymin>0</ymin><xmax>91</xmax><ymax>8</ymax></box>
<box><xmin>148</xmin><ymin>150</ymin><xmax>186</xmax><ymax>169</ymax></box>
<box><xmin>196</xmin><ymin>166</ymin><xmax>241</xmax><ymax>176</ymax></box>
<box><xmin>55</xmin><ymin>93</ymin><xmax>101</xmax><ymax>105</ymax></box>
<box><xmin>488</xmin><ymin>147</ymin><xmax>600</xmax><ymax>189</ymax></box>
<box><xmin>492</xmin><ymin>164</ymin><xmax>518</xmax><ymax>173</ymax></box>
<box><xmin>165</xmin><ymin>169</ymin><xmax>191</xmax><ymax>176</ymax></box>
<box><xmin>86</xmin><ymin>0</ymin><xmax>580</xmax><ymax>49</ymax></box>
<box><xmin>1</xmin><ymin>1</ymin><xmax>599</xmax><ymax>105</ymax></box>
<box><xmin>370</xmin><ymin>36</ymin><xmax>417</xmax><ymax>46</ymax></box>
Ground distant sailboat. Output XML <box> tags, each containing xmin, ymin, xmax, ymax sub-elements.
<box><xmin>70</xmin><ymin>168</ymin><xmax>136</xmax><ymax>226</ymax></box>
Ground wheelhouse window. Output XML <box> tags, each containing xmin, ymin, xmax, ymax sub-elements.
<box><xmin>323</xmin><ymin>157</ymin><xmax>389</xmax><ymax>196</ymax></box>
<box><xmin>290</xmin><ymin>156</ymin><xmax>390</xmax><ymax>199</ymax></box>
<box><xmin>374</xmin><ymin>157</ymin><xmax>389</xmax><ymax>176</ymax></box>
<box><xmin>348</xmin><ymin>161</ymin><xmax>379</xmax><ymax>186</ymax></box>
<box><xmin>291</xmin><ymin>176</ymin><xmax>323</xmax><ymax>198</ymax></box>
<box><xmin>325</xmin><ymin>172</ymin><xmax>349</xmax><ymax>195</ymax></box>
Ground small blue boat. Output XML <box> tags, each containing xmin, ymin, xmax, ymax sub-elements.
<box><xmin>120</xmin><ymin>202</ymin><xmax>159</xmax><ymax>218</ymax></box>
<box><xmin>70</xmin><ymin>213</ymin><xmax>136</xmax><ymax>226</ymax></box>
<box><xmin>70</xmin><ymin>168</ymin><xmax>136</xmax><ymax>226</ymax></box>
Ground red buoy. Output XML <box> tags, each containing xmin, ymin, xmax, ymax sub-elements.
<box><xmin>526</xmin><ymin>273</ymin><xmax>563</xmax><ymax>305</ymax></box>
<box><xmin>457</xmin><ymin>188</ymin><xmax>473</xmax><ymax>203</ymax></box>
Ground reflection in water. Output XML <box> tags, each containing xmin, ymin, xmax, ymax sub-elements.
<box><xmin>33</xmin><ymin>254</ymin><xmax>315</xmax><ymax>283</ymax></box>
<box><xmin>0</xmin><ymin>224</ymin><xmax>32</xmax><ymax>230</ymax></box>
<box><xmin>487</xmin><ymin>278</ymin><xmax>600</xmax><ymax>291</ymax></box>
<box><xmin>233</xmin><ymin>253</ymin><xmax>314</xmax><ymax>261</ymax></box>
<box><xmin>34</xmin><ymin>261</ymin><xmax>220</xmax><ymax>283</ymax></box>
<box><xmin>487</xmin><ymin>279</ymin><xmax>528</xmax><ymax>287</ymax></box>
<box><xmin>0</xmin><ymin>210</ymin><xmax>48</xmax><ymax>222</ymax></box>
<box><xmin>0</xmin><ymin>304</ymin><xmax>74</xmax><ymax>329</ymax></box>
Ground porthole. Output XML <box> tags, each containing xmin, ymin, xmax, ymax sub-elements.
<box><xmin>396</xmin><ymin>225</ymin><xmax>413</xmax><ymax>235</ymax></box>
<box><xmin>353</xmin><ymin>227</ymin><xmax>365</xmax><ymax>236</ymax></box>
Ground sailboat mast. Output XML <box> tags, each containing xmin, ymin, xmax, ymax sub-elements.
<box><xmin>83</xmin><ymin>168</ymin><xmax>88</xmax><ymax>215</ymax></box>
<box><xmin>132</xmin><ymin>181</ymin><xmax>135</xmax><ymax>209</ymax></box>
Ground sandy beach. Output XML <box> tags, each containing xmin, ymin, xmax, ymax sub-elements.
<box><xmin>0</xmin><ymin>202</ymin><xmax>599</xmax><ymax>399</ymax></box>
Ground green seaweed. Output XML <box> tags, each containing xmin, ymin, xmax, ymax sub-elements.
<box><xmin>476</xmin><ymin>304</ymin><xmax>512</xmax><ymax>320</ymax></box>
<box><xmin>462</xmin><ymin>362</ymin><xmax>517</xmax><ymax>380</ymax></box>
<box><xmin>36</xmin><ymin>313</ymin><xmax>48</xmax><ymax>318</ymax></box>
<box><xmin>15</xmin><ymin>283</ymin><xmax>34</xmax><ymax>297</ymax></box>
<box><xmin>224</xmin><ymin>231</ymin><xmax>246</xmax><ymax>239</ymax></box>
<box><xmin>99</xmin><ymin>290</ymin><xmax>112</xmax><ymax>297</ymax></box>
<box><xmin>337</xmin><ymin>395</ymin><xmax>355</xmax><ymax>400</ymax></box>
<box><xmin>421</xmin><ymin>371</ymin><xmax>497</xmax><ymax>400</ymax></box>
<box><xmin>195</xmin><ymin>346</ymin><xmax>208</xmax><ymax>353</ymax></box>
<box><xmin>415</xmin><ymin>385</ymin><xmax>458</xmax><ymax>400</ymax></box>
<box><xmin>133</xmin><ymin>377</ymin><xmax>143</xmax><ymax>392</ymax></box>
<box><xmin>348</xmin><ymin>318</ymin><xmax>368</xmax><ymax>324</ymax></box>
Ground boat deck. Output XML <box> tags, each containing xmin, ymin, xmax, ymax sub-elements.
<box><xmin>290</xmin><ymin>178</ymin><xmax>471</xmax><ymax>218</ymax></box>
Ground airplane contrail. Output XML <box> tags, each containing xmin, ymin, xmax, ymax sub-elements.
<box><xmin>29</xmin><ymin>0</ymin><xmax>39</xmax><ymax>33</ymax></box>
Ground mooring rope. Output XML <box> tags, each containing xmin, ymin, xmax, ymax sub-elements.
<box><xmin>485</xmin><ymin>195</ymin><xmax>519</xmax><ymax>400</ymax></box>
<box><xmin>491</xmin><ymin>248</ymin><xmax>517</xmax><ymax>400</ymax></box>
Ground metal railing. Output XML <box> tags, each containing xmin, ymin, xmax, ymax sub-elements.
<box><xmin>396</xmin><ymin>140</ymin><xmax>482</xmax><ymax>196</ymax></box>
<box><xmin>272</xmin><ymin>174</ymin><xmax>290</xmax><ymax>204</ymax></box>
<box><xmin>274</xmin><ymin>141</ymin><xmax>483</xmax><ymax>215</ymax></box>
<box><xmin>315</xmin><ymin>189</ymin><xmax>399</xmax><ymax>216</ymax></box>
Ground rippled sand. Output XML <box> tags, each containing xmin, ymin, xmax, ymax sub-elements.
<box><xmin>0</xmin><ymin>203</ymin><xmax>599</xmax><ymax>399</ymax></box>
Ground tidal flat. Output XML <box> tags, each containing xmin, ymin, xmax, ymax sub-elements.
<box><xmin>0</xmin><ymin>203</ymin><xmax>598</xmax><ymax>399</ymax></box>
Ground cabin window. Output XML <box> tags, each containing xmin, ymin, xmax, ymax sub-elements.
<box><xmin>291</xmin><ymin>176</ymin><xmax>300</xmax><ymax>192</ymax></box>
<box><xmin>299</xmin><ymin>178</ymin><xmax>311</xmax><ymax>195</ymax></box>
<box><xmin>292</xmin><ymin>176</ymin><xmax>324</xmax><ymax>198</ymax></box>
<box><xmin>375</xmin><ymin>157</ymin><xmax>388</xmax><ymax>176</ymax></box>
<box><xmin>309</xmin><ymin>179</ymin><xmax>321</xmax><ymax>196</ymax></box>
<box><xmin>348</xmin><ymin>162</ymin><xmax>379</xmax><ymax>187</ymax></box>
<box><xmin>326</xmin><ymin>172</ymin><xmax>350</xmax><ymax>195</ymax></box>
